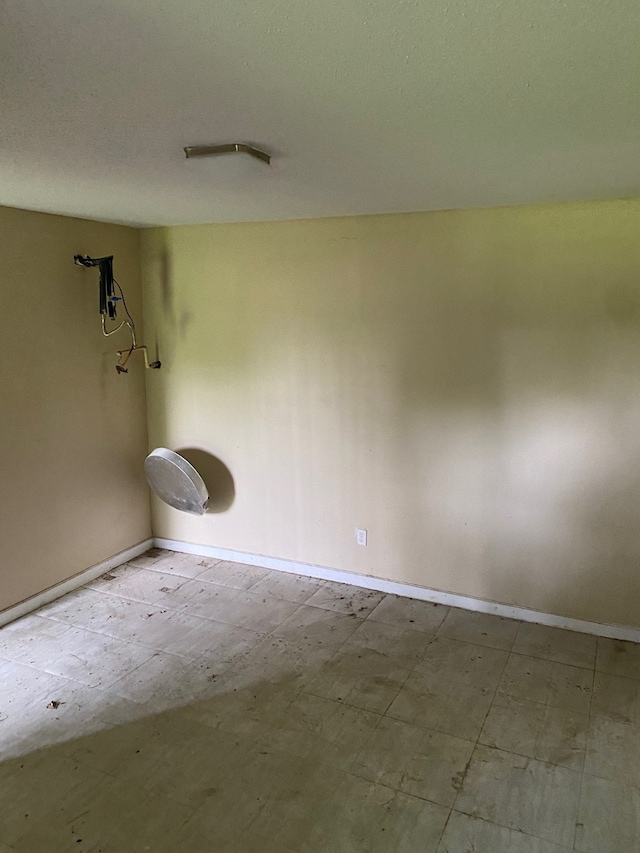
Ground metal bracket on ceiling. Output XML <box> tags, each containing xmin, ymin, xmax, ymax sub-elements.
<box><xmin>183</xmin><ymin>143</ymin><xmax>271</xmax><ymax>164</ymax></box>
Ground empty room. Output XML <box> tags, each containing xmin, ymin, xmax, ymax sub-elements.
<box><xmin>2</xmin><ymin>1</ymin><xmax>640</xmax><ymax>851</ymax></box>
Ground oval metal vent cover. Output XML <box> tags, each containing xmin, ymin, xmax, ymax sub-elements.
<box><xmin>144</xmin><ymin>448</ymin><xmax>209</xmax><ymax>516</ymax></box>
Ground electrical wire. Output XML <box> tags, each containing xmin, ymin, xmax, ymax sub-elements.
<box><xmin>114</xmin><ymin>279</ymin><xmax>137</xmax><ymax>340</ymax></box>
<box><xmin>101</xmin><ymin>315</ymin><xmax>127</xmax><ymax>336</ymax></box>
<box><xmin>96</xmin><ymin>275</ymin><xmax>154</xmax><ymax>373</ymax></box>
<box><xmin>100</xmin><ymin>278</ymin><xmax>137</xmax><ymax>347</ymax></box>
<box><xmin>113</xmin><ymin>279</ymin><xmax>137</xmax><ymax>372</ymax></box>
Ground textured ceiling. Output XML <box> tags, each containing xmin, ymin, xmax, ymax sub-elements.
<box><xmin>2</xmin><ymin>0</ymin><xmax>639</xmax><ymax>226</ymax></box>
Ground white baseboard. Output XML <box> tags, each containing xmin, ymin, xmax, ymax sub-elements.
<box><xmin>0</xmin><ymin>538</ymin><xmax>154</xmax><ymax>629</ymax></box>
<box><xmin>155</xmin><ymin>537</ymin><xmax>640</xmax><ymax>643</ymax></box>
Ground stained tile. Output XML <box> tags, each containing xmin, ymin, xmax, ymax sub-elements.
<box><xmin>179</xmin><ymin>670</ymin><xmax>299</xmax><ymax>739</ymax></box>
<box><xmin>305</xmin><ymin>581</ymin><xmax>384</xmax><ymax>618</ymax></box>
<box><xmin>196</xmin><ymin>560</ymin><xmax>272</xmax><ymax>590</ymax></box>
<box><xmin>513</xmin><ymin>623</ymin><xmax>597</xmax><ymax>669</ymax></box>
<box><xmin>585</xmin><ymin>715</ymin><xmax>640</xmax><ymax>788</ymax></box>
<box><xmin>164</xmin><ymin>659</ymin><xmax>259</xmax><ymax>712</ymax></box>
<box><xmin>163</xmin><ymin>617</ymin><xmax>265</xmax><ymax>664</ymax></box>
<box><xmin>13</xmin><ymin>771</ymin><xmax>194</xmax><ymax>852</ymax></box>
<box><xmin>243</xmin><ymin>570</ymin><xmax>325</xmax><ymax>603</ymax></box>
<box><xmin>417</xmin><ymin>636</ymin><xmax>509</xmax><ymax>690</ymax></box>
<box><xmin>93</xmin><ymin>648</ymin><xmax>175</xmax><ymax>699</ymax></box>
<box><xmin>301</xmin><ymin>773</ymin><xmax>449</xmax><ymax>853</ymax></box>
<box><xmin>0</xmin><ymin>751</ymin><xmax>108</xmax><ymax>846</ymax></box>
<box><xmin>0</xmin><ymin>664</ymin><xmax>148</xmax><ymax>760</ymax></box>
<box><xmin>37</xmin><ymin>629</ymin><xmax>155</xmax><ymax>689</ymax></box>
<box><xmin>180</xmin><ymin>811</ymin><xmax>299</xmax><ymax>853</ymax></box>
<box><xmin>304</xmin><ymin>646</ymin><xmax>412</xmax><ymax>714</ymax></box>
<box><xmin>591</xmin><ymin>670</ymin><xmax>640</xmax><ymax>725</ymax></box>
<box><xmin>88</xmin><ymin>565</ymin><xmax>190</xmax><ymax>604</ymax></box>
<box><xmin>151</xmin><ymin>577</ymin><xmax>242</xmax><ymax>617</ymax></box>
<box><xmin>437</xmin><ymin>811</ymin><xmax>571</xmax><ymax>853</ymax></box>
<box><xmin>232</xmin><ymin>634</ymin><xmax>332</xmax><ymax>692</ymax></box>
<box><xmin>339</xmin><ymin>618</ymin><xmax>432</xmax><ymax>671</ymax></box>
<box><xmin>367</xmin><ymin>594</ymin><xmax>449</xmax><ymax>634</ymax></box>
<box><xmin>437</xmin><ymin>608</ymin><xmax>520</xmax><ymax>651</ymax></box>
<box><xmin>0</xmin><ymin>660</ymin><xmax>95</xmax><ymax>756</ymax></box>
<box><xmin>455</xmin><ymin>745</ymin><xmax>581</xmax><ymax>848</ymax></box>
<box><xmin>85</xmin><ymin>561</ymin><xmax>129</xmax><ymax>589</ymax></box>
<box><xmin>351</xmin><ymin>715</ymin><xmax>474</xmax><ymax>806</ymax></box>
<box><xmin>498</xmin><ymin>653</ymin><xmax>593</xmax><ymax>714</ymax></box>
<box><xmin>480</xmin><ymin>694</ymin><xmax>587</xmax><ymax>770</ymax></box>
<box><xmin>596</xmin><ymin>637</ymin><xmax>640</xmax><ymax>680</ymax></box>
<box><xmin>5</xmin><ymin>549</ymin><xmax>640</xmax><ymax>853</ymax></box>
<box><xmin>109</xmin><ymin>717</ymin><xmax>255</xmax><ymax>810</ymax></box>
<box><xmin>185</xmin><ymin>745</ymin><xmax>343</xmax><ymax>849</ymax></box>
<box><xmin>36</xmin><ymin>587</ymin><xmax>112</xmax><ymax>627</ymax></box>
<box><xmin>0</xmin><ymin>615</ymin><xmax>154</xmax><ymax>689</ymax></box>
<box><xmin>130</xmin><ymin>549</ymin><xmax>213</xmax><ymax>578</ymax></box>
<box><xmin>127</xmin><ymin>547</ymin><xmax>171</xmax><ymax>569</ymax></box>
<box><xmin>226</xmin><ymin>833</ymin><xmax>299</xmax><ymax>853</ymax></box>
<box><xmin>575</xmin><ymin>773</ymin><xmax>640</xmax><ymax>853</ymax></box>
<box><xmin>256</xmin><ymin>692</ymin><xmax>380</xmax><ymax>769</ymax></box>
<box><xmin>35</xmin><ymin>588</ymin><xmax>215</xmax><ymax>650</ymax></box>
<box><xmin>69</xmin><ymin>714</ymin><xmax>180</xmax><ymax>776</ymax></box>
<box><xmin>0</xmin><ymin>614</ymin><xmax>81</xmax><ymax>665</ymax></box>
<box><xmin>272</xmin><ymin>603</ymin><xmax>361</xmax><ymax>652</ymax></box>
<box><xmin>210</xmin><ymin>588</ymin><xmax>299</xmax><ymax>633</ymax></box>
<box><xmin>387</xmin><ymin>668</ymin><xmax>494</xmax><ymax>741</ymax></box>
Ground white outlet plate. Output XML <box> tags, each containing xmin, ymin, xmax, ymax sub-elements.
<box><xmin>356</xmin><ymin>528</ymin><xmax>367</xmax><ymax>546</ymax></box>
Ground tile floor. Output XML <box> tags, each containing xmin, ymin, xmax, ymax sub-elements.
<box><xmin>0</xmin><ymin>548</ymin><xmax>639</xmax><ymax>851</ymax></box>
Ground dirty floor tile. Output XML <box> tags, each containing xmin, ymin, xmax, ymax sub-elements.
<box><xmin>480</xmin><ymin>694</ymin><xmax>588</xmax><ymax>770</ymax></box>
<box><xmin>211</xmin><ymin>588</ymin><xmax>300</xmax><ymax>633</ymax></box>
<box><xmin>585</xmin><ymin>715</ymin><xmax>640</xmax><ymax>789</ymax></box>
<box><xmin>256</xmin><ymin>691</ymin><xmax>381</xmax><ymax>769</ymax></box>
<box><xmin>196</xmin><ymin>560</ymin><xmax>272</xmax><ymax>590</ymax></box>
<box><xmin>416</xmin><ymin>636</ymin><xmax>509</xmax><ymax>690</ymax></box>
<box><xmin>498</xmin><ymin>653</ymin><xmax>593</xmax><ymax>714</ymax></box>
<box><xmin>455</xmin><ymin>745</ymin><xmax>582</xmax><ymax>847</ymax></box>
<box><xmin>596</xmin><ymin>637</ymin><xmax>640</xmax><ymax>681</ymax></box>
<box><xmin>367</xmin><ymin>594</ymin><xmax>449</xmax><ymax>634</ymax></box>
<box><xmin>272</xmin><ymin>603</ymin><xmax>361</xmax><ymax>653</ymax></box>
<box><xmin>436</xmin><ymin>608</ymin><xmax>520</xmax><ymax>651</ymax></box>
<box><xmin>512</xmin><ymin>623</ymin><xmax>597</xmax><ymax>670</ymax></box>
<box><xmin>387</xmin><ymin>668</ymin><xmax>494</xmax><ymax>741</ymax></box>
<box><xmin>437</xmin><ymin>811</ymin><xmax>572</xmax><ymax>852</ymax></box>
<box><xmin>301</xmin><ymin>773</ymin><xmax>450</xmax><ymax>853</ymax></box>
<box><xmin>2</xmin><ymin>552</ymin><xmax>639</xmax><ymax>853</ymax></box>
<box><xmin>245</xmin><ymin>570</ymin><xmax>326</xmax><ymax>603</ymax></box>
<box><xmin>590</xmin><ymin>670</ymin><xmax>640</xmax><ymax>725</ymax></box>
<box><xmin>130</xmin><ymin>549</ymin><xmax>214</xmax><ymax>579</ymax></box>
<box><xmin>351</xmin><ymin>715</ymin><xmax>474</xmax><ymax>806</ymax></box>
<box><xmin>575</xmin><ymin>773</ymin><xmax>640</xmax><ymax>853</ymax></box>
<box><xmin>305</xmin><ymin>581</ymin><xmax>385</xmax><ymax>618</ymax></box>
<box><xmin>304</xmin><ymin>646</ymin><xmax>412</xmax><ymax>714</ymax></box>
<box><xmin>339</xmin><ymin>618</ymin><xmax>433</xmax><ymax>671</ymax></box>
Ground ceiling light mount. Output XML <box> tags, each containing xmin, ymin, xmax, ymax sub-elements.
<box><xmin>184</xmin><ymin>143</ymin><xmax>271</xmax><ymax>165</ymax></box>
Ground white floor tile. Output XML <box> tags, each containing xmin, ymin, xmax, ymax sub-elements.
<box><xmin>1</xmin><ymin>549</ymin><xmax>639</xmax><ymax>852</ymax></box>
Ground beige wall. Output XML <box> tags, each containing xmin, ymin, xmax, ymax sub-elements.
<box><xmin>142</xmin><ymin>199</ymin><xmax>640</xmax><ymax>628</ymax></box>
<box><xmin>0</xmin><ymin>205</ymin><xmax>151</xmax><ymax>613</ymax></box>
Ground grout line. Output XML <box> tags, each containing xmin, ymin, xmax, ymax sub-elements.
<box><xmin>0</xmin><ymin>538</ymin><xmax>154</xmax><ymax>629</ymax></box>
<box><xmin>434</xmin><ymin>807</ymin><xmax>454</xmax><ymax>850</ymax></box>
<box><xmin>154</xmin><ymin>539</ymin><xmax>640</xmax><ymax>643</ymax></box>
<box><xmin>438</xmin><ymin>640</ymin><xmax>519</xmax><ymax>835</ymax></box>
<box><xmin>506</xmin><ymin>647</ymin><xmax>597</xmax><ymax>672</ymax></box>
<box><xmin>1</xmin><ymin>547</ymin><xmax>627</xmax><ymax>850</ymax></box>
<box><xmin>572</xmin><ymin>646</ymin><xmax>596</xmax><ymax>850</ymax></box>
<box><xmin>445</xmin><ymin>811</ymin><xmax>576</xmax><ymax>851</ymax></box>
